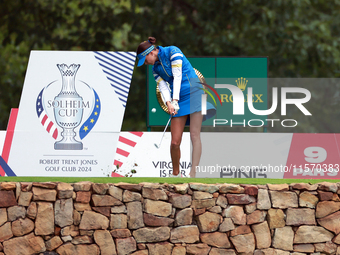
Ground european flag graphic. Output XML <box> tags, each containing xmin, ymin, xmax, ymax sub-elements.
<box><xmin>79</xmin><ymin>89</ymin><xmax>101</xmax><ymax>139</ymax></box>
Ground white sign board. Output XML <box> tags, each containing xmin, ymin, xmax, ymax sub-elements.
<box><xmin>7</xmin><ymin>51</ymin><xmax>136</xmax><ymax>176</ymax></box>
<box><xmin>113</xmin><ymin>132</ymin><xmax>340</xmax><ymax>179</ymax></box>
<box><xmin>112</xmin><ymin>132</ymin><xmax>191</xmax><ymax>177</ymax></box>
<box><xmin>0</xmin><ymin>131</ymin><xmax>5</xmax><ymax>155</ymax></box>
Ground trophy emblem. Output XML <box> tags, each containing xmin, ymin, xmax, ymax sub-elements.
<box><xmin>54</xmin><ymin>64</ymin><xmax>83</xmax><ymax>150</ymax></box>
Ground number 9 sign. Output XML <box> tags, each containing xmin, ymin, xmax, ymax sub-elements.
<box><xmin>304</xmin><ymin>147</ymin><xmax>327</xmax><ymax>163</ymax></box>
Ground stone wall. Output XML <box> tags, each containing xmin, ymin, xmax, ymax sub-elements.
<box><xmin>0</xmin><ymin>181</ymin><xmax>340</xmax><ymax>255</ymax></box>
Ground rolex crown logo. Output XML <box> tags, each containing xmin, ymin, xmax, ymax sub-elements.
<box><xmin>235</xmin><ymin>77</ymin><xmax>248</xmax><ymax>91</ymax></box>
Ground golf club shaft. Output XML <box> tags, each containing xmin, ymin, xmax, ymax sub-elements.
<box><xmin>157</xmin><ymin>114</ymin><xmax>172</xmax><ymax>147</ymax></box>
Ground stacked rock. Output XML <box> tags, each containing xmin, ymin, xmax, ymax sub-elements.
<box><xmin>0</xmin><ymin>181</ymin><xmax>339</xmax><ymax>255</ymax></box>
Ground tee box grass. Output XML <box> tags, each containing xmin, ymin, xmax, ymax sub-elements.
<box><xmin>0</xmin><ymin>176</ymin><xmax>339</xmax><ymax>184</ymax></box>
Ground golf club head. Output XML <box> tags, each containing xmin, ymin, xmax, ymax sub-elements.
<box><xmin>154</xmin><ymin>143</ymin><xmax>159</xmax><ymax>149</ymax></box>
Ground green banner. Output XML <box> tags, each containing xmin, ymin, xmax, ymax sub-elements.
<box><xmin>147</xmin><ymin>57</ymin><xmax>268</xmax><ymax>127</ymax></box>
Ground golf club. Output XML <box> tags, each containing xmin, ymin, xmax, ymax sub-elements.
<box><xmin>154</xmin><ymin>114</ymin><xmax>173</xmax><ymax>149</ymax></box>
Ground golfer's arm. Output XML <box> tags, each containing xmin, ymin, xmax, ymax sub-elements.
<box><xmin>171</xmin><ymin>59</ymin><xmax>182</xmax><ymax>101</ymax></box>
<box><xmin>153</xmin><ymin>71</ymin><xmax>171</xmax><ymax>103</ymax></box>
<box><xmin>158</xmin><ymin>79</ymin><xmax>171</xmax><ymax>103</ymax></box>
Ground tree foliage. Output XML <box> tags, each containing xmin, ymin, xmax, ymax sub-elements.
<box><xmin>0</xmin><ymin>0</ymin><xmax>339</xmax><ymax>131</ymax></box>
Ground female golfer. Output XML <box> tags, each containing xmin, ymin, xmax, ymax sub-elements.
<box><xmin>136</xmin><ymin>37</ymin><xmax>215</xmax><ymax>177</ymax></box>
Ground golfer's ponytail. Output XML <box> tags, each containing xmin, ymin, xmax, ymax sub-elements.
<box><xmin>148</xmin><ymin>37</ymin><xmax>156</xmax><ymax>45</ymax></box>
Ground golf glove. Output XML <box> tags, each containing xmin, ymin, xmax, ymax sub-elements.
<box><xmin>171</xmin><ymin>100</ymin><xmax>180</xmax><ymax>113</ymax></box>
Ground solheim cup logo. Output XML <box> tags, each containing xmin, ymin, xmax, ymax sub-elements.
<box><xmin>36</xmin><ymin>63</ymin><xmax>101</xmax><ymax>150</ymax></box>
<box><xmin>54</xmin><ymin>64</ymin><xmax>83</xmax><ymax>150</ymax></box>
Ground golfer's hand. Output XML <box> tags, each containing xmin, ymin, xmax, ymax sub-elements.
<box><xmin>166</xmin><ymin>100</ymin><xmax>179</xmax><ymax>115</ymax></box>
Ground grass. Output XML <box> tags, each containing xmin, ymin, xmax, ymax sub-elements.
<box><xmin>0</xmin><ymin>176</ymin><xmax>339</xmax><ymax>184</ymax></box>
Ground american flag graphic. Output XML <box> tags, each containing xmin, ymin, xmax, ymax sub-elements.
<box><xmin>112</xmin><ymin>132</ymin><xmax>144</xmax><ymax>177</ymax></box>
<box><xmin>79</xmin><ymin>88</ymin><xmax>101</xmax><ymax>140</ymax></box>
<box><xmin>94</xmin><ymin>51</ymin><xmax>136</xmax><ymax>108</ymax></box>
<box><xmin>36</xmin><ymin>88</ymin><xmax>58</xmax><ymax>139</ymax></box>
